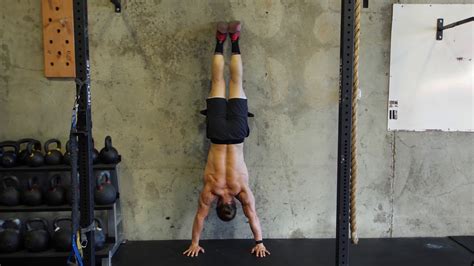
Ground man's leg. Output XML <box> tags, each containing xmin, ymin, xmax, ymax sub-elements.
<box><xmin>209</xmin><ymin>55</ymin><xmax>226</xmax><ymax>98</ymax></box>
<box><xmin>226</xmin><ymin>21</ymin><xmax>249</xmax><ymax>141</ymax></box>
<box><xmin>209</xmin><ymin>22</ymin><xmax>227</xmax><ymax>99</ymax></box>
<box><xmin>228</xmin><ymin>21</ymin><xmax>246</xmax><ymax>99</ymax></box>
<box><xmin>229</xmin><ymin>54</ymin><xmax>245</xmax><ymax>99</ymax></box>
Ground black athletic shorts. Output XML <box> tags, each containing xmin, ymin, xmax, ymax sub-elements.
<box><xmin>205</xmin><ymin>98</ymin><xmax>250</xmax><ymax>144</ymax></box>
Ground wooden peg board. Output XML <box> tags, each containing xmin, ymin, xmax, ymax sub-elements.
<box><xmin>41</xmin><ymin>0</ymin><xmax>75</xmax><ymax>78</ymax></box>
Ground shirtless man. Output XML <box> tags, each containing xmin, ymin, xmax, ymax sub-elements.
<box><xmin>183</xmin><ymin>21</ymin><xmax>270</xmax><ymax>258</ymax></box>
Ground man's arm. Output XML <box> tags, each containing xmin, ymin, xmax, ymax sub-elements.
<box><xmin>183</xmin><ymin>186</ymin><xmax>215</xmax><ymax>257</ymax></box>
<box><xmin>239</xmin><ymin>187</ymin><xmax>271</xmax><ymax>258</ymax></box>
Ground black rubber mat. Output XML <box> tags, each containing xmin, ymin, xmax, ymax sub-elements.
<box><xmin>112</xmin><ymin>238</ymin><xmax>474</xmax><ymax>266</ymax></box>
<box><xmin>450</xmin><ymin>236</ymin><xmax>474</xmax><ymax>253</ymax></box>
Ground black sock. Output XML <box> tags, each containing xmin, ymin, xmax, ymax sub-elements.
<box><xmin>215</xmin><ymin>40</ymin><xmax>224</xmax><ymax>54</ymax></box>
<box><xmin>231</xmin><ymin>40</ymin><xmax>240</xmax><ymax>54</ymax></box>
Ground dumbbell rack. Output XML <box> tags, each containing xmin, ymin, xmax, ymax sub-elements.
<box><xmin>0</xmin><ymin>163</ymin><xmax>124</xmax><ymax>266</ymax></box>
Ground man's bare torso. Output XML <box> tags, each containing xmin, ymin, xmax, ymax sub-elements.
<box><xmin>204</xmin><ymin>143</ymin><xmax>249</xmax><ymax>197</ymax></box>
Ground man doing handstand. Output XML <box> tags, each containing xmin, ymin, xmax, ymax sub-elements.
<box><xmin>183</xmin><ymin>21</ymin><xmax>270</xmax><ymax>258</ymax></box>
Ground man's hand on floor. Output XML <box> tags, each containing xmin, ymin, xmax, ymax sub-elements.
<box><xmin>183</xmin><ymin>243</ymin><xmax>205</xmax><ymax>257</ymax></box>
<box><xmin>251</xmin><ymin>243</ymin><xmax>270</xmax><ymax>258</ymax></box>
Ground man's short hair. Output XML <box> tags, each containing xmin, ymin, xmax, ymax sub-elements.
<box><xmin>216</xmin><ymin>200</ymin><xmax>237</xmax><ymax>222</ymax></box>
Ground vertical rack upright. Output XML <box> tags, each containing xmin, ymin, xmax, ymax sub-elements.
<box><xmin>72</xmin><ymin>0</ymin><xmax>96</xmax><ymax>265</ymax></box>
<box><xmin>336</xmin><ymin>0</ymin><xmax>356</xmax><ymax>265</ymax></box>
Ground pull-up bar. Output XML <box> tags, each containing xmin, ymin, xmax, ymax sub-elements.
<box><xmin>436</xmin><ymin>16</ymin><xmax>474</xmax><ymax>40</ymax></box>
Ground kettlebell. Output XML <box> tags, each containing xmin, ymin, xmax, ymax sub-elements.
<box><xmin>94</xmin><ymin>218</ymin><xmax>106</xmax><ymax>250</ymax></box>
<box><xmin>0</xmin><ymin>219</ymin><xmax>22</xmax><ymax>253</ymax></box>
<box><xmin>52</xmin><ymin>217</ymin><xmax>72</xmax><ymax>252</ymax></box>
<box><xmin>44</xmin><ymin>139</ymin><xmax>63</xmax><ymax>165</ymax></box>
<box><xmin>63</xmin><ymin>139</ymin><xmax>99</xmax><ymax>164</ymax></box>
<box><xmin>0</xmin><ymin>141</ymin><xmax>19</xmax><ymax>168</ymax></box>
<box><xmin>0</xmin><ymin>176</ymin><xmax>21</xmax><ymax>206</ymax></box>
<box><xmin>99</xmin><ymin>136</ymin><xmax>120</xmax><ymax>164</ymax></box>
<box><xmin>65</xmin><ymin>185</ymin><xmax>74</xmax><ymax>205</ymax></box>
<box><xmin>94</xmin><ymin>172</ymin><xmax>117</xmax><ymax>205</ymax></box>
<box><xmin>22</xmin><ymin>176</ymin><xmax>43</xmax><ymax>206</ymax></box>
<box><xmin>45</xmin><ymin>175</ymin><xmax>65</xmax><ymax>206</ymax></box>
<box><xmin>92</xmin><ymin>138</ymin><xmax>100</xmax><ymax>164</ymax></box>
<box><xmin>63</xmin><ymin>140</ymin><xmax>72</xmax><ymax>165</ymax></box>
<box><xmin>17</xmin><ymin>138</ymin><xmax>39</xmax><ymax>165</ymax></box>
<box><xmin>24</xmin><ymin>218</ymin><xmax>50</xmax><ymax>252</ymax></box>
<box><xmin>26</xmin><ymin>141</ymin><xmax>44</xmax><ymax>167</ymax></box>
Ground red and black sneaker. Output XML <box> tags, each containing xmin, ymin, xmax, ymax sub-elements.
<box><xmin>216</xmin><ymin>21</ymin><xmax>228</xmax><ymax>43</ymax></box>
<box><xmin>228</xmin><ymin>21</ymin><xmax>241</xmax><ymax>42</ymax></box>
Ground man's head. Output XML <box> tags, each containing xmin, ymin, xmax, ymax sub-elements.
<box><xmin>216</xmin><ymin>197</ymin><xmax>237</xmax><ymax>222</ymax></box>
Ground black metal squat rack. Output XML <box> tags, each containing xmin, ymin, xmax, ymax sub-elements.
<box><xmin>70</xmin><ymin>0</ymin><xmax>360</xmax><ymax>265</ymax></box>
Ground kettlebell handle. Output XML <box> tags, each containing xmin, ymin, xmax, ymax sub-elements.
<box><xmin>27</xmin><ymin>176</ymin><xmax>40</xmax><ymax>190</ymax></box>
<box><xmin>53</xmin><ymin>217</ymin><xmax>72</xmax><ymax>230</ymax></box>
<box><xmin>94</xmin><ymin>218</ymin><xmax>104</xmax><ymax>229</ymax></box>
<box><xmin>104</xmin><ymin>136</ymin><xmax>112</xmax><ymax>150</ymax></box>
<box><xmin>1</xmin><ymin>175</ymin><xmax>20</xmax><ymax>189</ymax></box>
<box><xmin>65</xmin><ymin>140</ymin><xmax>71</xmax><ymax>152</ymax></box>
<box><xmin>0</xmin><ymin>141</ymin><xmax>19</xmax><ymax>153</ymax></box>
<box><xmin>26</xmin><ymin>218</ymin><xmax>49</xmax><ymax>231</ymax></box>
<box><xmin>26</xmin><ymin>140</ymin><xmax>42</xmax><ymax>154</ymax></box>
<box><xmin>2</xmin><ymin>218</ymin><xmax>21</xmax><ymax>230</ymax></box>
<box><xmin>49</xmin><ymin>174</ymin><xmax>62</xmax><ymax>189</ymax></box>
<box><xmin>45</xmin><ymin>139</ymin><xmax>62</xmax><ymax>153</ymax></box>
<box><xmin>96</xmin><ymin>171</ymin><xmax>111</xmax><ymax>187</ymax></box>
<box><xmin>17</xmin><ymin>138</ymin><xmax>39</xmax><ymax>149</ymax></box>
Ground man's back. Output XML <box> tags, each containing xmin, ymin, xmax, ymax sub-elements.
<box><xmin>204</xmin><ymin>143</ymin><xmax>248</xmax><ymax>196</ymax></box>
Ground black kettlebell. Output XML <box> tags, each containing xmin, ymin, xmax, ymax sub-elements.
<box><xmin>63</xmin><ymin>140</ymin><xmax>96</xmax><ymax>165</ymax></box>
<box><xmin>94</xmin><ymin>218</ymin><xmax>106</xmax><ymax>250</ymax></box>
<box><xmin>0</xmin><ymin>141</ymin><xmax>19</xmax><ymax>168</ymax></box>
<box><xmin>94</xmin><ymin>172</ymin><xmax>117</xmax><ymax>205</ymax></box>
<box><xmin>26</xmin><ymin>141</ymin><xmax>44</xmax><ymax>167</ymax></box>
<box><xmin>65</xmin><ymin>185</ymin><xmax>74</xmax><ymax>205</ymax></box>
<box><xmin>22</xmin><ymin>176</ymin><xmax>43</xmax><ymax>206</ymax></box>
<box><xmin>44</xmin><ymin>139</ymin><xmax>63</xmax><ymax>165</ymax></box>
<box><xmin>17</xmin><ymin>138</ymin><xmax>39</xmax><ymax>165</ymax></box>
<box><xmin>63</xmin><ymin>140</ymin><xmax>72</xmax><ymax>165</ymax></box>
<box><xmin>0</xmin><ymin>219</ymin><xmax>22</xmax><ymax>253</ymax></box>
<box><xmin>92</xmin><ymin>138</ymin><xmax>100</xmax><ymax>164</ymax></box>
<box><xmin>99</xmin><ymin>136</ymin><xmax>120</xmax><ymax>164</ymax></box>
<box><xmin>45</xmin><ymin>175</ymin><xmax>65</xmax><ymax>206</ymax></box>
<box><xmin>52</xmin><ymin>217</ymin><xmax>72</xmax><ymax>252</ymax></box>
<box><xmin>24</xmin><ymin>218</ymin><xmax>50</xmax><ymax>252</ymax></box>
<box><xmin>0</xmin><ymin>176</ymin><xmax>21</xmax><ymax>206</ymax></box>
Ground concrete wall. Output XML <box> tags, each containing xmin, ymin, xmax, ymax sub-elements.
<box><xmin>0</xmin><ymin>0</ymin><xmax>472</xmax><ymax>240</ymax></box>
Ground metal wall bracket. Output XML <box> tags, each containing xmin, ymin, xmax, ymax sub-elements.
<box><xmin>437</xmin><ymin>17</ymin><xmax>474</xmax><ymax>40</ymax></box>
<box><xmin>111</xmin><ymin>0</ymin><xmax>121</xmax><ymax>13</ymax></box>
<box><xmin>363</xmin><ymin>0</ymin><xmax>369</xmax><ymax>8</ymax></box>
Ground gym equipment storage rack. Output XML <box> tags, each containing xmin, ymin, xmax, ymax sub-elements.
<box><xmin>0</xmin><ymin>163</ymin><xmax>124</xmax><ymax>266</ymax></box>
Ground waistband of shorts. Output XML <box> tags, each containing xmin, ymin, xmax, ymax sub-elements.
<box><xmin>210</xmin><ymin>138</ymin><xmax>244</xmax><ymax>144</ymax></box>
